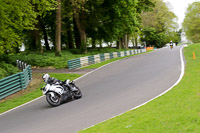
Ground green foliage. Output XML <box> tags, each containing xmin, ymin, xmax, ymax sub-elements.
<box><xmin>8</xmin><ymin>52</ymin><xmax>71</xmax><ymax>69</ymax></box>
<box><xmin>98</xmin><ymin>0</ymin><xmax>138</xmax><ymax>40</ymax></box>
<box><xmin>69</xmin><ymin>49</ymin><xmax>82</xmax><ymax>54</ymax></box>
<box><xmin>0</xmin><ymin>54</ymin><xmax>20</xmax><ymax>79</ymax></box>
<box><xmin>183</xmin><ymin>2</ymin><xmax>200</xmax><ymax>43</ymax></box>
<box><xmin>0</xmin><ymin>0</ymin><xmax>57</xmax><ymax>55</ymax></box>
<box><xmin>137</xmin><ymin>0</ymin><xmax>155</xmax><ymax>13</ymax></box>
<box><xmin>87</xmin><ymin>48</ymin><xmax>128</xmax><ymax>55</ymax></box>
<box><xmin>166</xmin><ymin>29</ymin><xmax>182</xmax><ymax>44</ymax></box>
<box><xmin>6</xmin><ymin>48</ymin><xmax>133</xmax><ymax>69</ymax></box>
<box><xmin>76</xmin><ymin>0</ymin><xmax>154</xmax><ymax>48</ymax></box>
<box><xmin>0</xmin><ymin>61</ymin><xmax>20</xmax><ymax>79</ymax></box>
<box><xmin>0</xmin><ymin>0</ymin><xmax>155</xmax><ymax>56</ymax></box>
<box><xmin>141</xmin><ymin>0</ymin><xmax>179</xmax><ymax>47</ymax></box>
<box><xmin>141</xmin><ymin>27</ymin><xmax>167</xmax><ymax>48</ymax></box>
<box><xmin>0</xmin><ymin>0</ymin><xmax>37</xmax><ymax>55</ymax></box>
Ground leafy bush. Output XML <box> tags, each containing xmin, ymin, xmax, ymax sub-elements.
<box><xmin>0</xmin><ymin>68</ymin><xmax>7</xmax><ymax>79</ymax></box>
<box><xmin>6</xmin><ymin>48</ymin><xmax>133</xmax><ymax>69</ymax></box>
<box><xmin>0</xmin><ymin>61</ymin><xmax>20</xmax><ymax>79</ymax></box>
<box><xmin>69</xmin><ymin>49</ymin><xmax>81</xmax><ymax>54</ymax></box>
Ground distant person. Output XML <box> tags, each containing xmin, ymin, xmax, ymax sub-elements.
<box><xmin>170</xmin><ymin>41</ymin><xmax>173</xmax><ymax>49</ymax></box>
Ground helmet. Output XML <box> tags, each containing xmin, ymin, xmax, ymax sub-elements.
<box><xmin>42</xmin><ymin>73</ymin><xmax>50</xmax><ymax>83</ymax></box>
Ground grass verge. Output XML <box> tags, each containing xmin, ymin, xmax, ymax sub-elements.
<box><xmin>79</xmin><ymin>44</ymin><xmax>200</xmax><ymax>133</ymax></box>
<box><xmin>0</xmin><ymin>73</ymin><xmax>82</xmax><ymax>113</ymax></box>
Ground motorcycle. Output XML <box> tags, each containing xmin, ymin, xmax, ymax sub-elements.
<box><xmin>41</xmin><ymin>79</ymin><xmax>82</xmax><ymax>106</ymax></box>
<box><xmin>170</xmin><ymin>45</ymin><xmax>173</xmax><ymax>49</ymax></box>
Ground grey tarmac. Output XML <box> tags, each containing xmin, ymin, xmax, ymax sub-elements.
<box><xmin>0</xmin><ymin>46</ymin><xmax>183</xmax><ymax>133</ymax></box>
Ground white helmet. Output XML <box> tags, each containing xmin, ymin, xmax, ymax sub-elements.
<box><xmin>42</xmin><ymin>74</ymin><xmax>50</xmax><ymax>83</ymax></box>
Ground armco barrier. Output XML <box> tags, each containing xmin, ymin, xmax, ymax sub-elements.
<box><xmin>0</xmin><ymin>65</ymin><xmax>32</xmax><ymax>100</ymax></box>
<box><xmin>68</xmin><ymin>49</ymin><xmax>146</xmax><ymax>69</ymax></box>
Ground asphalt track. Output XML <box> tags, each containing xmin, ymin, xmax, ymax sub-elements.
<box><xmin>0</xmin><ymin>46</ymin><xmax>184</xmax><ymax>133</ymax></box>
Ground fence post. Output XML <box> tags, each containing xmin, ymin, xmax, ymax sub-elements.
<box><xmin>109</xmin><ymin>52</ymin><xmax>113</xmax><ymax>59</ymax></box>
<box><xmin>67</xmin><ymin>60</ymin><xmax>71</xmax><ymax>69</ymax></box>
<box><xmin>20</xmin><ymin>72</ymin><xmax>26</xmax><ymax>89</ymax></box>
<box><xmin>16</xmin><ymin>60</ymin><xmax>18</xmax><ymax>69</ymax></box>
<box><xmin>22</xmin><ymin>62</ymin><xmax>24</xmax><ymax>70</ymax></box>
<box><xmin>28</xmin><ymin>65</ymin><xmax>32</xmax><ymax>80</ymax></box>
<box><xmin>19</xmin><ymin>60</ymin><xmax>22</xmax><ymax>70</ymax></box>
<box><xmin>117</xmin><ymin>52</ymin><xmax>121</xmax><ymax>57</ymax></box>
<box><xmin>100</xmin><ymin>54</ymin><xmax>105</xmax><ymax>62</ymax></box>
<box><xmin>124</xmin><ymin>51</ymin><xmax>127</xmax><ymax>56</ymax></box>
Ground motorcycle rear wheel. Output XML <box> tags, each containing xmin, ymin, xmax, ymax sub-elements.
<box><xmin>46</xmin><ymin>92</ymin><xmax>62</xmax><ymax>106</ymax></box>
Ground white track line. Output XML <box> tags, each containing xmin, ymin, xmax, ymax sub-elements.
<box><xmin>82</xmin><ymin>45</ymin><xmax>186</xmax><ymax>131</ymax></box>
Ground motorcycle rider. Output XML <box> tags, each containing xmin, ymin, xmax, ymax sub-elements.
<box><xmin>170</xmin><ymin>40</ymin><xmax>173</xmax><ymax>49</ymax></box>
<box><xmin>42</xmin><ymin>73</ymin><xmax>61</xmax><ymax>85</ymax></box>
<box><xmin>42</xmin><ymin>73</ymin><xmax>77</xmax><ymax>91</ymax></box>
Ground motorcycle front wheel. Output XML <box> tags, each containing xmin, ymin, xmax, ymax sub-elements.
<box><xmin>73</xmin><ymin>86</ymin><xmax>82</xmax><ymax>99</ymax></box>
<box><xmin>46</xmin><ymin>92</ymin><xmax>62</xmax><ymax>106</ymax></box>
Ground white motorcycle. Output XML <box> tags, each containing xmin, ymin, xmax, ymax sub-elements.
<box><xmin>41</xmin><ymin>80</ymin><xmax>82</xmax><ymax>106</ymax></box>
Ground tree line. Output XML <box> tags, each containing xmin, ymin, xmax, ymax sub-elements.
<box><xmin>0</xmin><ymin>0</ymin><xmax>181</xmax><ymax>56</ymax></box>
<box><xmin>183</xmin><ymin>1</ymin><xmax>200</xmax><ymax>43</ymax></box>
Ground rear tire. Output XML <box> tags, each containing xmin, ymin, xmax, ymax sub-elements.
<box><xmin>46</xmin><ymin>92</ymin><xmax>62</xmax><ymax>106</ymax></box>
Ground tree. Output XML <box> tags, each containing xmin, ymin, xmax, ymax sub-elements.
<box><xmin>0</xmin><ymin>0</ymin><xmax>156</xmax><ymax>56</ymax></box>
<box><xmin>71</xmin><ymin>0</ymin><xmax>88</xmax><ymax>53</ymax></box>
<box><xmin>24</xmin><ymin>0</ymin><xmax>57</xmax><ymax>52</ymax></box>
<box><xmin>0</xmin><ymin>0</ymin><xmax>37</xmax><ymax>55</ymax></box>
<box><xmin>141</xmin><ymin>0</ymin><xmax>178</xmax><ymax>47</ymax></box>
<box><xmin>183</xmin><ymin>2</ymin><xmax>200</xmax><ymax>43</ymax></box>
<box><xmin>55</xmin><ymin>0</ymin><xmax>62</xmax><ymax>56</ymax></box>
<box><xmin>85</xmin><ymin>0</ymin><xmax>140</xmax><ymax>49</ymax></box>
<box><xmin>0</xmin><ymin>0</ymin><xmax>57</xmax><ymax>54</ymax></box>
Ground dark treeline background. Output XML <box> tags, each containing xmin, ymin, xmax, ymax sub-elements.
<box><xmin>0</xmin><ymin>0</ymin><xmax>181</xmax><ymax>56</ymax></box>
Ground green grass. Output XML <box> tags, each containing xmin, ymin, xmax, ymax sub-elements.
<box><xmin>49</xmin><ymin>73</ymin><xmax>81</xmax><ymax>81</ymax></box>
<box><xmin>0</xmin><ymin>73</ymin><xmax>82</xmax><ymax>113</ymax></box>
<box><xmin>79</xmin><ymin>44</ymin><xmax>200</xmax><ymax>133</ymax></box>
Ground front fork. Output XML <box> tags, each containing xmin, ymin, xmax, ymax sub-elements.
<box><xmin>48</xmin><ymin>92</ymin><xmax>56</xmax><ymax>98</ymax></box>
<box><xmin>69</xmin><ymin>83</ymin><xmax>78</xmax><ymax>91</ymax></box>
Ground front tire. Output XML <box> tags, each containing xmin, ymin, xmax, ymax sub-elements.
<box><xmin>73</xmin><ymin>86</ymin><xmax>82</xmax><ymax>99</ymax></box>
<box><xmin>46</xmin><ymin>92</ymin><xmax>62</xmax><ymax>106</ymax></box>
